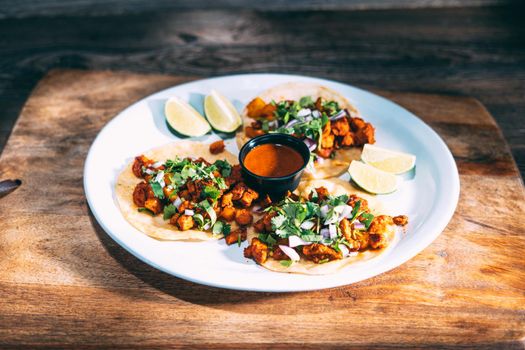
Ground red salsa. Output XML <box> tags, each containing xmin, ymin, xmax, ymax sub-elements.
<box><xmin>244</xmin><ymin>143</ymin><xmax>304</xmax><ymax>177</ymax></box>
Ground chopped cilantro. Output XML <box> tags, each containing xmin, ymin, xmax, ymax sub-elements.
<box><xmin>222</xmin><ymin>222</ymin><xmax>231</xmax><ymax>235</ymax></box>
<box><xmin>261</xmin><ymin>119</ymin><xmax>269</xmax><ymax>132</ymax></box>
<box><xmin>299</xmin><ymin>96</ymin><xmax>313</xmax><ymax>108</ymax></box>
<box><xmin>162</xmin><ymin>204</ymin><xmax>178</xmax><ymax>220</ymax></box>
<box><xmin>280</xmin><ymin>260</ymin><xmax>293</xmax><ymax>267</ymax></box>
<box><xmin>213</xmin><ymin>159</ymin><xmax>232</xmax><ymax>177</ymax></box>
<box><xmin>203</xmin><ymin>185</ymin><xmax>221</xmax><ymax>200</ymax></box>
<box><xmin>138</xmin><ymin>207</ymin><xmax>154</xmax><ymax>215</ymax></box>
<box><xmin>360</xmin><ymin>212</ymin><xmax>375</xmax><ymax>229</ymax></box>
<box><xmin>149</xmin><ymin>181</ymin><xmax>165</xmax><ymax>199</ymax></box>
<box><xmin>322</xmin><ymin>100</ymin><xmax>340</xmax><ymax>115</ymax></box>
<box><xmin>351</xmin><ymin>200</ymin><xmax>361</xmax><ymax>220</ymax></box>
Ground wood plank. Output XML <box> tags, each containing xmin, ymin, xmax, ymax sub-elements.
<box><xmin>1</xmin><ymin>6</ymin><xmax>524</xmax><ymax>177</ymax></box>
<box><xmin>0</xmin><ymin>69</ymin><xmax>524</xmax><ymax>348</ymax></box>
<box><xmin>0</xmin><ymin>0</ymin><xmax>506</xmax><ymax>19</ymax></box>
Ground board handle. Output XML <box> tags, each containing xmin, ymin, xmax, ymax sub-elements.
<box><xmin>0</xmin><ymin>179</ymin><xmax>21</xmax><ymax>198</ymax></box>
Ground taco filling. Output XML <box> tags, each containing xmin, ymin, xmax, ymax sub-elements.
<box><xmin>130</xmin><ymin>154</ymin><xmax>266</xmax><ymax>244</ymax></box>
<box><xmin>244</xmin><ymin>95</ymin><xmax>375</xmax><ymax>160</ymax></box>
<box><xmin>244</xmin><ymin>187</ymin><xmax>408</xmax><ymax>267</ymax></box>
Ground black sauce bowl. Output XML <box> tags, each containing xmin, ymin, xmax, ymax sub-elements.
<box><xmin>239</xmin><ymin>133</ymin><xmax>311</xmax><ymax>199</ymax></box>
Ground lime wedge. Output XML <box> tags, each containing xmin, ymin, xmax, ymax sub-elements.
<box><xmin>204</xmin><ymin>90</ymin><xmax>242</xmax><ymax>133</ymax></box>
<box><xmin>165</xmin><ymin>96</ymin><xmax>211</xmax><ymax>137</ymax></box>
<box><xmin>348</xmin><ymin>160</ymin><xmax>397</xmax><ymax>194</ymax></box>
<box><xmin>361</xmin><ymin>144</ymin><xmax>416</xmax><ymax>174</ymax></box>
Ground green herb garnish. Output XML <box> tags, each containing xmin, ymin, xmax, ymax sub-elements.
<box><xmin>162</xmin><ymin>204</ymin><xmax>178</xmax><ymax>220</ymax></box>
<box><xmin>138</xmin><ymin>207</ymin><xmax>154</xmax><ymax>215</ymax></box>
<box><xmin>149</xmin><ymin>181</ymin><xmax>165</xmax><ymax>199</ymax></box>
<box><xmin>280</xmin><ymin>260</ymin><xmax>293</xmax><ymax>267</ymax></box>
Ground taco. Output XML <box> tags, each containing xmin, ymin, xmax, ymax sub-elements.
<box><xmin>243</xmin><ymin>178</ymin><xmax>408</xmax><ymax>275</ymax></box>
<box><xmin>237</xmin><ymin>82</ymin><xmax>375</xmax><ymax>179</ymax></box>
<box><xmin>115</xmin><ymin>141</ymin><xmax>267</xmax><ymax>242</ymax></box>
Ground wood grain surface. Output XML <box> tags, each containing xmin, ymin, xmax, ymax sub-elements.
<box><xmin>0</xmin><ymin>69</ymin><xmax>524</xmax><ymax>349</ymax></box>
<box><xmin>1</xmin><ymin>4</ymin><xmax>524</xmax><ymax>179</ymax></box>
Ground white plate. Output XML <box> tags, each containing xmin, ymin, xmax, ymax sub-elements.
<box><xmin>84</xmin><ymin>74</ymin><xmax>459</xmax><ymax>292</ymax></box>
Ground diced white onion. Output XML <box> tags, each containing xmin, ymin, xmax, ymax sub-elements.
<box><xmin>203</xmin><ymin>223</ymin><xmax>210</xmax><ymax>230</ymax></box>
<box><xmin>341</xmin><ymin>205</ymin><xmax>353</xmax><ymax>219</ymax></box>
<box><xmin>354</xmin><ymin>222</ymin><xmax>366</xmax><ymax>230</ymax></box>
<box><xmin>144</xmin><ymin>168</ymin><xmax>155</xmax><ymax>175</ymax></box>
<box><xmin>173</xmin><ymin>197</ymin><xmax>183</xmax><ymax>209</ymax></box>
<box><xmin>152</xmin><ymin>161</ymin><xmax>164</xmax><ymax>168</ymax></box>
<box><xmin>158</xmin><ymin>178</ymin><xmax>165</xmax><ymax>188</ymax></box>
<box><xmin>339</xmin><ymin>244</ymin><xmax>350</xmax><ymax>257</ymax></box>
<box><xmin>288</xmin><ymin>235</ymin><xmax>313</xmax><ymax>248</ymax></box>
<box><xmin>320</xmin><ymin>227</ymin><xmax>330</xmax><ymax>238</ymax></box>
<box><xmin>312</xmin><ymin>110</ymin><xmax>321</xmax><ymax>118</ymax></box>
<box><xmin>320</xmin><ymin>205</ymin><xmax>330</xmax><ymax>218</ymax></box>
<box><xmin>279</xmin><ymin>245</ymin><xmax>300</xmax><ymax>261</ymax></box>
<box><xmin>297</xmin><ymin>108</ymin><xmax>311</xmax><ymax>118</ymax></box>
<box><xmin>184</xmin><ymin>209</ymin><xmax>195</xmax><ymax>216</ymax></box>
<box><xmin>154</xmin><ymin>171</ymin><xmax>164</xmax><ymax>183</ymax></box>
<box><xmin>300</xmin><ymin>220</ymin><xmax>315</xmax><ymax>230</ymax></box>
<box><xmin>329</xmin><ymin>224</ymin><xmax>337</xmax><ymax>238</ymax></box>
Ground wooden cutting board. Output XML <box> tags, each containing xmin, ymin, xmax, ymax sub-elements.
<box><xmin>0</xmin><ymin>69</ymin><xmax>524</xmax><ymax>349</ymax></box>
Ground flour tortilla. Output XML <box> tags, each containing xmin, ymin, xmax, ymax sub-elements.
<box><xmin>115</xmin><ymin>141</ymin><xmax>248</xmax><ymax>241</ymax></box>
<box><xmin>247</xmin><ymin>178</ymin><xmax>398</xmax><ymax>275</ymax></box>
<box><xmin>236</xmin><ymin>82</ymin><xmax>362</xmax><ymax>179</ymax></box>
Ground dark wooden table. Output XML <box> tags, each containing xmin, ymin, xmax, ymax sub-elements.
<box><xmin>0</xmin><ymin>2</ymin><xmax>524</xmax><ymax>179</ymax></box>
<box><xmin>1</xmin><ymin>68</ymin><xmax>524</xmax><ymax>349</ymax></box>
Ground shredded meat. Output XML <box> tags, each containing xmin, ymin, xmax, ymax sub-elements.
<box><xmin>316</xmin><ymin>147</ymin><xmax>333</xmax><ymax>158</ymax></box>
<box><xmin>367</xmin><ymin>215</ymin><xmax>394</xmax><ymax>249</ymax></box>
<box><xmin>244</xmin><ymin>238</ymin><xmax>268</xmax><ymax>264</ymax></box>
<box><xmin>230</xmin><ymin>182</ymin><xmax>247</xmax><ymax>201</ymax></box>
<box><xmin>271</xmin><ymin>246</ymin><xmax>290</xmax><ymax>261</ymax></box>
<box><xmin>221</xmin><ymin>192</ymin><xmax>233</xmax><ymax>207</ymax></box>
<box><xmin>245</xmin><ymin>126</ymin><xmax>265</xmax><ymax>138</ymax></box>
<box><xmin>311</xmin><ymin>186</ymin><xmax>330</xmax><ymax>202</ymax></box>
<box><xmin>351</xmin><ymin>118</ymin><xmax>375</xmax><ymax>145</ymax></box>
<box><xmin>224</xmin><ymin>227</ymin><xmax>247</xmax><ymax>245</ymax></box>
<box><xmin>132</xmin><ymin>155</ymin><xmax>153</xmax><ymax>178</ymax></box>
<box><xmin>393</xmin><ymin>215</ymin><xmax>409</xmax><ymax>226</ymax></box>
<box><xmin>321</xmin><ymin>121</ymin><xmax>335</xmax><ymax>149</ymax></box>
<box><xmin>331</xmin><ymin>118</ymin><xmax>350</xmax><ymax>136</ymax></box>
<box><xmin>144</xmin><ymin>198</ymin><xmax>163</xmax><ymax>215</ymax></box>
<box><xmin>257</xmin><ymin>194</ymin><xmax>272</xmax><ymax>208</ymax></box>
<box><xmin>133</xmin><ymin>182</ymin><xmax>150</xmax><ymax>207</ymax></box>
<box><xmin>220</xmin><ymin>206</ymin><xmax>236</xmax><ymax>222</ymax></box>
<box><xmin>253</xmin><ymin>217</ymin><xmax>266</xmax><ymax>233</ymax></box>
<box><xmin>246</xmin><ymin>97</ymin><xmax>267</xmax><ymax>118</ymax></box>
<box><xmin>225</xmin><ymin>165</ymin><xmax>242</xmax><ymax>186</ymax></box>
<box><xmin>209</xmin><ymin>140</ymin><xmax>225</xmax><ymax>154</ymax></box>
<box><xmin>339</xmin><ymin>218</ymin><xmax>352</xmax><ymax>242</ymax></box>
<box><xmin>176</xmin><ymin>215</ymin><xmax>195</xmax><ymax>231</ymax></box>
<box><xmin>347</xmin><ymin>194</ymin><xmax>369</xmax><ymax>213</ymax></box>
<box><xmin>262</xmin><ymin>211</ymin><xmax>277</xmax><ymax>232</ymax></box>
<box><xmin>302</xmin><ymin>243</ymin><xmax>342</xmax><ymax>263</ymax></box>
<box><xmin>239</xmin><ymin>187</ymin><xmax>259</xmax><ymax>207</ymax></box>
<box><xmin>235</xmin><ymin>209</ymin><xmax>253</xmax><ymax>226</ymax></box>
<box><xmin>178</xmin><ymin>200</ymin><xmax>193</xmax><ymax>213</ymax></box>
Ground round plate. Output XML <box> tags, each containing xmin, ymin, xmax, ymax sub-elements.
<box><xmin>84</xmin><ymin>74</ymin><xmax>459</xmax><ymax>292</ymax></box>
